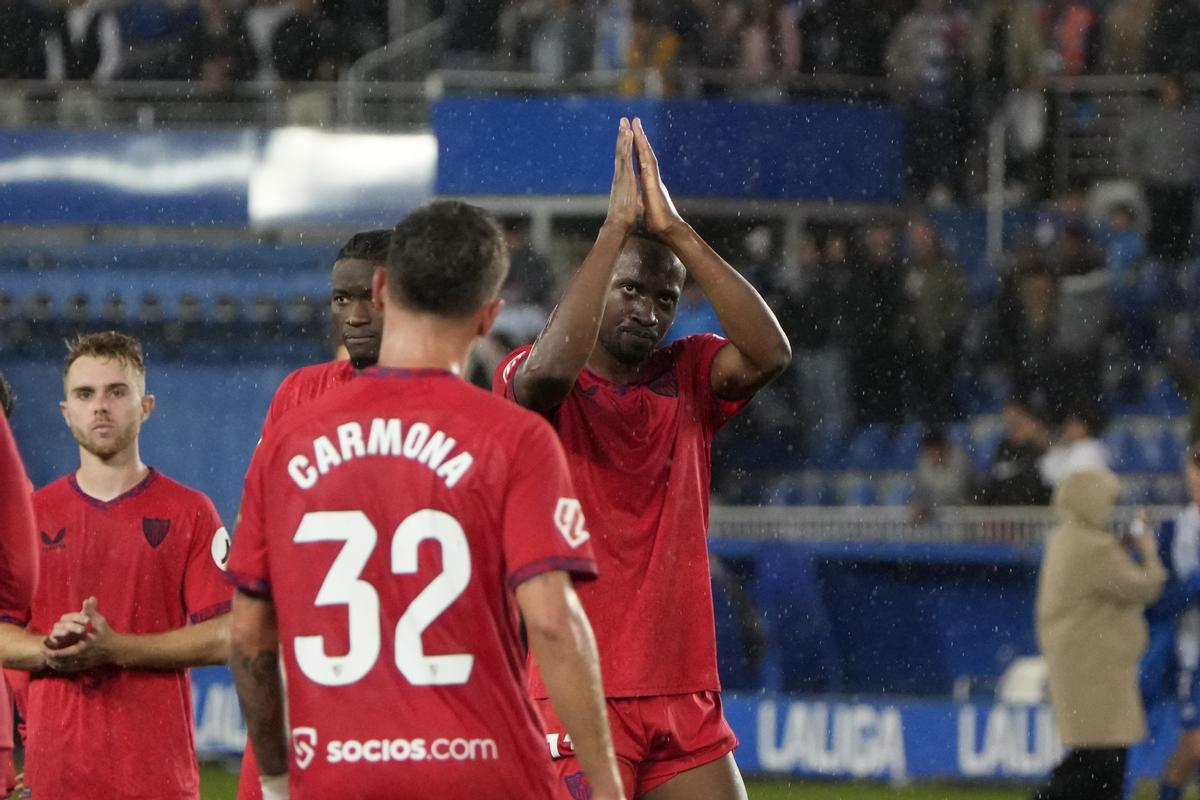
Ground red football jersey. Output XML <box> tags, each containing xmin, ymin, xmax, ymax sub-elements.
<box><xmin>0</xmin><ymin>415</ymin><xmax>36</xmax><ymax>617</ymax></box>
<box><xmin>494</xmin><ymin>334</ymin><xmax>747</xmax><ymax>697</ymax></box>
<box><xmin>0</xmin><ymin>470</ymin><xmax>233</xmax><ymax>800</ymax></box>
<box><xmin>260</xmin><ymin>360</ymin><xmax>358</xmax><ymax>440</ymax></box>
<box><xmin>228</xmin><ymin>368</ymin><xmax>597</xmax><ymax>800</ymax></box>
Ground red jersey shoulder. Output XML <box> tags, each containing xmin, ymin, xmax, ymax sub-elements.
<box><xmin>493</xmin><ymin>346</ymin><xmax>533</xmax><ymax>397</ymax></box>
<box><xmin>265</xmin><ymin>360</ymin><xmax>355</xmax><ymax>427</ymax></box>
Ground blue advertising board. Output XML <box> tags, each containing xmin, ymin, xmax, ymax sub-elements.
<box><xmin>433</xmin><ymin>97</ymin><xmax>904</xmax><ymax>203</ymax></box>
<box><xmin>190</xmin><ymin>672</ymin><xmax>1179</xmax><ymax>787</ymax></box>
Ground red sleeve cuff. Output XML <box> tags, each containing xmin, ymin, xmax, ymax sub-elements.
<box><xmin>507</xmin><ymin>556</ymin><xmax>598</xmax><ymax>592</ymax></box>
<box><xmin>189</xmin><ymin>599</ymin><xmax>233</xmax><ymax>624</ymax></box>
<box><xmin>225</xmin><ymin>570</ymin><xmax>272</xmax><ymax>600</ymax></box>
<box><xmin>0</xmin><ymin>612</ymin><xmax>28</xmax><ymax>627</ymax></box>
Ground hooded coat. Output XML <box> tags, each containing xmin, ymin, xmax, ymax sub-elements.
<box><xmin>1035</xmin><ymin>469</ymin><xmax>1166</xmax><ymax>747</ymax></box>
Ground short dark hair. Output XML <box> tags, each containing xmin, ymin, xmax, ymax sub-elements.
<box><xmin>64</xmin><ymin>331</ymin><xmax>146</xmax><ymax>378</ymax></box>
<box><xmin>0</xmin><ymin>372</ymin><xmax>13</xmax><ymax>420</ymax></box>
<box><xmin>336</xmin><ymin>230</ymin><xmax>392</xmax><ymax>263</ymax></box>
<box><xmin>386</xmin><ymin>201</ymin><xmax>508</xmax><ymax>316</ymax></box>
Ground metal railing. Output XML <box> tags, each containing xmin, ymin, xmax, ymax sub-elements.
<box><xmin>710</xmin><ymin>505</ymin><xmax>1179</xmax><ymax>546</ymax></box>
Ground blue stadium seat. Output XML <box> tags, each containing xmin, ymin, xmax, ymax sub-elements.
<box><xmin>846</xmin><ymin>425</ymin><xmax>889</xmax><ymax>471</ymax></box>
<box><xmin>1151</xmin><ymin>377</ymin><xmax>1188</xmax><ymax>416</ymax></box>
<box><xmin>1141</xmin><ymin>426</ymin><xmax>1183</xmax><ymax>474</ymax></box>
<box><xmin>1105</xmin><ymin>425</ymin><xmax>1144</xmax><ymax>473</ymax></box>
<box><xmin>881</xmin><ymin>478</ymin><xmax>915</xmax><ymax>506</ymax></box>
<box><xmin>842</xmin><ymin>478</ymin><xmax>877</xmax><ymax>507</ymax></box>
<box><xmin>889</xmin><ymin>423</ymin><xmax>924</xmax><ymax>470</ymax></box>
<box><xmin>805</xmin><ymin>426</ymin><xmax>847</xmax><ymax>470</ymax></box>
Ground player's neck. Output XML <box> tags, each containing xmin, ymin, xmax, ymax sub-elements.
<box><xmin>585</xmin><ymin>346</ymin><xmax>646</xmax><ymax>385</ymax></box>
<box><xmin>375</xmin><ymin>317</ymin><xmax>472</xmax><ymax>376</ymax></box>
<box><xmin>75</xmin><ymin>446</ymin><xmax>149</xmax><ymax>502</ymax></box>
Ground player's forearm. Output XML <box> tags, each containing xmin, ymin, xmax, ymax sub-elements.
<box><xmin>529</xmin><ymin>608</ymin><xmax>622</xmax><ymax>798</ymax></box>
<box><xmin>232</xmin><ymin>645</ymin><xmax>289</xmax><ymax>776</ymax></box>
<box><xmin>517</xmin><ymin>223</ymin><xmax>630</xmax><ymax>414</ymax></box>
<box><xmin>111</xmin><ymin>614</ymin><xmax>230</xmax><ymax>669</ymax></box>
<box><xmin>0</xmin><ymin>624</ymin><xmax>47</xmax><ymax>671</ymax></box>
<box><xmin>230</xmin><ymin>594</ymin><xmax>289</xmax><ymax>776</ymax></box>
<box><xmin>664</xmin><ymin>223</ymin><xmax>791</xmax><ymax>376</ymax></box>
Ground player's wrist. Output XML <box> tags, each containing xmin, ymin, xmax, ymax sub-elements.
<box><xmin>260</xmin><ymin>772</ymin><xmax>289</xmax><ymax>800</ymax></box>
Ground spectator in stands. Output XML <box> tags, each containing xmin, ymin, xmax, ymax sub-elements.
<box><xmin>1052</xmin><ymin>218</ymin><xmax>1109</xmax><ymax>417</ymax></box>
<box><xmin>272</xmin><ymin>0</ymin><xmax>337</xmax><ymax>82</ymax></box>
<box><xmin>995</xmin><ymin>249</ymin><xmax>1057</xmax><ymax>407</ymax></box>
<box><xmin>1145</xmin><ymin>0</ymin><xmax>1200</xmax><ymax>74</ymax></box>
<box><xmin>619</xmin><ymin>0</ymin><xmax>681</xmax><ymax>95</ymax></box>
<box><xmin>502</xmin><ymin>221</ymin><xmax>554</xmax><ymax>306</ymax></box>
<box><xmin>1123</xmin><ymin>75</ymin><xmax>1199</xmax><ymax>265</ymax></box>
<box><xmin>1039</xmin><ymin>407</ymin><xmax>1111</xmax><ymax>487</ymax></box>
<box><xmin>0</xmin><ymin>0</ymin><xmax>47</xmax><ymax>80</ymax></box>
<box><xmin>499</xmin><ymin>0</ymin><xmax>594</xmax><ymax>77</ymax></box>
<box><xmin>1103</xmin><ymin>204</ymin><xmax>1153</xmax><ymax>357</ymax></box>
<box><xmin>185</xmin><ymin>0</ymin><xmax>256</xmax><ymax>91</ymax></box>
<box><xmin>885</xmin><ymin>0</ymin><xmax>972</xmax><ymax>203</ymax></box>
<box><xmin>1034</xmin><ymin>470</ymin><xmax>1164</xmax><ymax>800</ymax></box>
<box><xmin>898</xmin><ymin>218</ymin><xmax>967</xmax><ymax>425</ymax></box>
<box><xmin>1041</xmin><ymin>0</ymin><xmax>1100</xmax><ymax>77</ymax></box>
<box><xmin>440</xmin><ymin>0</ymin><xmax>504</xmax><ymax>68</ymax></box>
<box><xmin>971</xmin><ymin>0</ymin><xmax>1043</xmax><ymax>123</ymax></box>
<box><xmin>844</xmin><ymin>222</ymin><xmax>904</xmax><ymax>426</ymax></box>
<box><xmin>978</xmin><ymin>398</ymin><xmax>1052</xmax><ymax>505</ymax></box>
<box><xmin>774</xmin><ymin>232</ymin><xmax>848</xmax><ymax>445</ymax></box>
<box><xmin>1099</xmin><ymin>0</ymin><xmax>1156</xmax><ymax>73</ymax></box>
<box><xmin>798</xmin><ymin>0</ymin><xmax>897</xmax><ymax>76</ymax></box>
<box><xmin>0</xmin><ymin>0</ymin><xmax>46</xmax><ymax>126</ymax></box>
<box><xmin>912</xmin><ymin>427</ymin><xmax>977</xmax><ymax>522</ymax></box>
<box><xmin>737</xmin><ymin>0</ymin><xmax>799</xmax><ymax>88</ymax></box>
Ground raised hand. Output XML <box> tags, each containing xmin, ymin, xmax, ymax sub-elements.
<box><xmin>631</xmin><ymin>118</ymin><xmax>685</xmax><ymax>239</ymax></box>
<box><xmin>604</xmin><ymin>117</ymin><xmax>640</xmax><ymax>235</ymax></box>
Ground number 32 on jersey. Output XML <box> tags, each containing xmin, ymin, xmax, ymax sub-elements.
<box><xmin>292</xmin><ymin>509</ymin><xmax>473</xmax><ymax>688</ymax></box>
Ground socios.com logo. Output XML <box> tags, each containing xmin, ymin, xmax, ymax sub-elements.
<box><xmin>329</xmin><ymin>737</ymin><xmax>499</xmax><ymax>763</ymax></box>
<box><xmin>293</xmin><ymin>727</ymin><xmax>318</xmax><ymax>770</ymax></box>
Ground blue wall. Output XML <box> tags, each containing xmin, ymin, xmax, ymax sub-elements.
<box><xmin>433</xmin><ymin>97</ymin><xmax>904</xmax><ymax>203</ymax></box>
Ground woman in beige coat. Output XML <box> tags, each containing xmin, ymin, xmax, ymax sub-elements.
<box><xmin>1033</xmin><ymin>469</ymin><xmax>1166</xmax><ymax>800</ymax></box>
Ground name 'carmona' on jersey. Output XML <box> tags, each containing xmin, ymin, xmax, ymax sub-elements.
<box><xmin>284</xmin><ymin>416</ymin><xmax>475</xmax><ymax>491</ymax></box>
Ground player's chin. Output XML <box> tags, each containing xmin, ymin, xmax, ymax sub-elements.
<box><xmin>345</xmin><ymin>340</ymin><xmax>380</xmax><ymax>365</ymax></box>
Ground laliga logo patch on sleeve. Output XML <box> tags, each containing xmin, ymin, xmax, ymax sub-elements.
<box><xmin>211</xmin><ymin>527</ymin><xmax>231</xmax><ymax>571</ymax></box>
<box><xmin>554</xmin><ymin>498</ymin><xmax>589</xmax><ymax>548</ymax></box>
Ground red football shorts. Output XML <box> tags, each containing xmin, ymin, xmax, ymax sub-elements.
<box><xmin>535</xmin><ymin>691</ymin><xmax>738</xmax><ymax>799</ymax></box>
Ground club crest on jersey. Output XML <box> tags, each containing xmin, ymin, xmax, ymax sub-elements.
<box><xmin>564</xmin><ymin>771</ymin><xmax>592</xmax><ymax>800</ymax></box>
<box><xmin>293</xmin><ymin>727</ymin><xmax>318</xmax><ymax>770</ymax></box>
<box><xmin>142</xmin><ymin>518</ymin><xmax>171</xmax><ymax>548</ymax></box>
<box><xmin>39</xmin><ymin>528</ymin><xmax>66</xmax><ymax>549</ymax></box>
<box><xmin>554</xmin><ymin>498</ymin><xmax>589</xmax><ymax>548</ymax></box>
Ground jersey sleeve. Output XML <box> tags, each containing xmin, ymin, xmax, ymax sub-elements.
<box><xmin>0</xmin><ymin>417</ymin><xmax>36</xmax><ymax>624</ymax></box>
<box><xmin>491</xmin><ymin>345</ymin><xmax>534</xmax><ymax>401</ymax></box>
<box><xmin>502</xmin><ymin>416</ymin><xmax>597</xmax><ymax>591</ymax></box>
<box><xmin>682</xmin><ymin>333</ymin><xmax>749</xmax><ymax>432</ymax></box>
<box><xmin>227</xmin><ymin>447</ymin><xmax>272</xmax><ymax>600</ymax></box>
<box><xmin>183</xmin><ymin>494</ymin><xmax>234</xmax><ymax>624</ymax></box>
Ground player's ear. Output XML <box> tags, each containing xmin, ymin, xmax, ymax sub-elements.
<box><xmin>476</xmin><ymin>298</ymin><xmax>503</xmax><ymax>337</ymax></box>
<box><xmin>59</xmin><ymin>399</ymin><xmax>69</xmax><ymax>427</ymax></box>
<box><xmin>371</xmin><ymin>268</ymin><xmax>387</xmax><ymax>311</ymax></box>
<box><xmin>141</xmin><ymin>393</ymin><xmax>156</xmax><ymax>421</ymax></box>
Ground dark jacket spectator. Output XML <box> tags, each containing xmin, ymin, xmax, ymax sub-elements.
<box><xmin>1146</xmin><ymin>0</ymin><xmax>1200</xmax><ymax>74</ymax></box>
<box><xmin>844</xmin><ymin>223</ymin><xmax>905</xmax><ymax>425</ymax></box>
<box><xmin>913</xmin><ymin>428</ymin><xmax>978</xmax><ymax>521</ymax></box>
<box><xmin>1122</xmin><ymin>76</ymin><xmax>1199</xmax><ymax>262</ymax></box>
<box><xmin>899</xmin><ymin>219</ymin><xmax>967</xmax><ymax>424</ymax></box>
<box><xmin>185</xmin><ymin>0</ymin><xmax>256</xmax><ymax>89</ymax></box>
<box><xmin>272</xmin><ymin>0</ymin><xmax>337</xmax><ymax>81</ymax></box>
<box><xmin>978</xmin><ymin>399</ymin><xmax>1053</xmax><ymax>505</ymax></box>
<box><xmin>0</xmin><ymin>0</ymin><xmax>47</xmax><ymax>79</ymax></box>
<box><xmin>995</xmin><ymin>255</ymin><xmax>1059</xmax><ymax>406</ymax></box>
